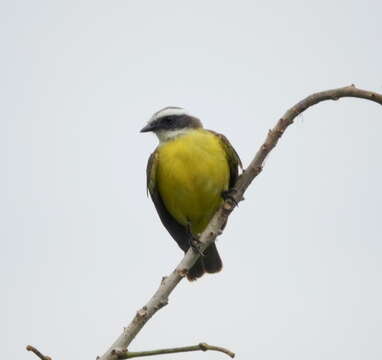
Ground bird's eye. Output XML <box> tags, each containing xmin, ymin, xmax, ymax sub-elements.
<box><xmin>163</xmin><ymin>116</ymin><xmax>175</xmax><ymax>124</ymax></box>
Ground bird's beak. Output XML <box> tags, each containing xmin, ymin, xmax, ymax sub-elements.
<box><xmin>140</xmin><ymin>123</ymin><xmax>155</xmax><ymax>133</ymax></box>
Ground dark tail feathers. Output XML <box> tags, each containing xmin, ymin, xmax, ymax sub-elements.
<box><xmin>187</xmin><ymin>243</ymin><xmax>223</xmax><ymax>281</ymax></box>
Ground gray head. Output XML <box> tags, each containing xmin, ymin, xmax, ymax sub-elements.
<box><xmin>140</xmin><ymin>106</ymin><xmax>203</xmax><ymax>143</ymax></box>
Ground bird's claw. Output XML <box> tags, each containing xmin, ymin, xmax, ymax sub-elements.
<box><xmin>190</xmin><ymin>236</ymin><xmax>205</xmax><ymax>256</ymax></box>
<box><xmin>222</xmin><ymin>189</ymin><xmax>239</xmax><ymax>207</ymax></box>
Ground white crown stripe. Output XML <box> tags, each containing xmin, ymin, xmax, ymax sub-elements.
<box><xmin>151</xmin><ymin>107</ymin><xmax>189</xmax><ymax>121</ymax></box>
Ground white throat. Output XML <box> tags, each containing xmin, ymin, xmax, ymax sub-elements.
<box><xmin>156</xmin><ymin>128</ymin><xmax>192</xmax><ymax>143</ymax></box>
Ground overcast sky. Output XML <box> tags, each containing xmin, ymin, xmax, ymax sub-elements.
<box><xmin>1</xmin><ymin>1</ymin><xmax>382</xmax><ymax>360</ymax></box>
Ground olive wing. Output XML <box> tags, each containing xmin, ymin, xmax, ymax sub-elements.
<box><xmin>146</xmin><ymin>150</ymin><xmax>191</xmax><ymax>252</ymax></box>
<box><xmin>207</xmin><ymin>130</ymin><xmax>242</xmax><ymax>188</ymax></box>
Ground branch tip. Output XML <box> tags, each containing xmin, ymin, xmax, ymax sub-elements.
<box><xmin>26</xmin><ymin>345</ymin><xmax>52</xmax><ymax>360</ymax></box>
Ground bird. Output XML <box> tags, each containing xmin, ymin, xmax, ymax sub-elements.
<box><xmin>141</xmin><ymin>106</ymin><xmax>241</xmax><ymax>281</ymax></box>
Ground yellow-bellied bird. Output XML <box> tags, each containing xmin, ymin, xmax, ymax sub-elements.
<box><xmin>141</xmin><ymin>107</ymin><xmax>241</xmax><ymax>281</ymax></box>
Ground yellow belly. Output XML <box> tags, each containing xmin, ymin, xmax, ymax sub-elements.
<box><xmin>157</xmin><ymin>129</ymin><xmax>229</xmax><ymax>234</ymax></box>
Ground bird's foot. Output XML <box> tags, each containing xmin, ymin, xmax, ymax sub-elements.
<box><xmin>189</xmin><ymin>234</ymin><xmax>205</xmax><ymax>256</ymax></box>
<box><xmin>186</xmin><ymin>222</ymin><xmax>205</xmax><ymax>256</ymax></box>
<box><xmin>221</xmin><ymin>189</ymin><xmax>240</xmax><ymax>207</ymax></box>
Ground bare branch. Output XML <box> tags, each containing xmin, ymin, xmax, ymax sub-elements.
<box><xmin>91</xmin><ymin>85</ymin><xmax>382</xmax><ymax>360</ymax></box>
<box><xmin>113</xmin><ymin>342</ymin><xmax>235</xmax><ymax>359</ymax></box>
<box><xmin>232</xmin><ymin>84</ymin><xmax>382</xmax><ymax>201</ymax></box>
<box><xmin>26</xmin><ymin>345</ymin><xmax>52</xmax><ymax>360</ymax></box>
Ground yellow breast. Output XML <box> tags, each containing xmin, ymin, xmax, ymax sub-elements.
<box><xmin>157</xmin><ymin>129</ymin><xmax>229</xmax><ymax>234</ymax></box>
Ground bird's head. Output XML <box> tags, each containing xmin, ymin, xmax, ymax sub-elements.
<box><xmin>140</xmin><ymin>106</ymin><xmax>202</xmax><ymax>143</ymax></box>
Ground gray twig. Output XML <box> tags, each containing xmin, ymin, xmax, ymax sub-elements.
<box><xmin>113</xmin><ymin>342</ymin><xmax>235</xmax><ymax>359</ymax></box>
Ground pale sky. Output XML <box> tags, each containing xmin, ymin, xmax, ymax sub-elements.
<box><xmin>1</xmin><ymin>1</ymin><xmax>382</xmax><ymax>360</ymax></box>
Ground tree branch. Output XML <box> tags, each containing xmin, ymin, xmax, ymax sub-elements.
<box><xmin>112</xmin><ymin>342</ymin><xmax>235</xmax><ymax>359</ymax></box>
<box><xmin>27</xmin><ymin>85</ymin><xmax>382</xmax><ymax>360</ymax></box>
<box><xmin>232</xmin><ymin>84</ymin><xmax>382</xmax><ymax>200</ymax></box>
<box><xmin>26</xmin><ymin>345</ymin><xmax>52</xmax><ymax>360</ymax></box>
<box><xmin>97</xmin><ymin>85</ymin><xmax>382</xmax><ymax>360</ymax></box>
